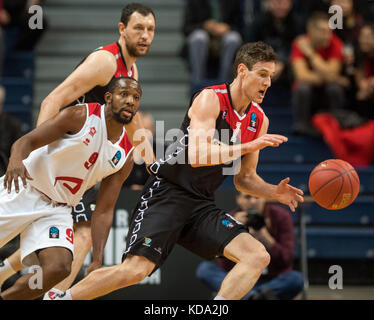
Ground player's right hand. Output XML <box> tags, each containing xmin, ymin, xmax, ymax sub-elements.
<box><xmin>3</xmin><ymin>160</ymin><xmax>33</xmax><ymax>194</ymax></box>
<box><xmin>245</xmin><ymin>134</ymin><xmax>288</xmax><ymax>153</ymax></box>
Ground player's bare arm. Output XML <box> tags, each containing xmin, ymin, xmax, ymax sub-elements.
<box><xmin>4</xmin><ymin>105</ymin><xmax>87</xmax><ymax>193</ymax></box>
<box><xmin>37</xmin><ymin>50</ymin><xmax>117</xmax><ymax>126</ymax></box>
<box><xmin>88</xmin><ymin>156</ymin><xmax>134</xmax><ymax>274</ymax></box>
<box><xmin>125</xmin><ymin>112</ymin><xmax>155</xmax><ymax>166</ymax></box>
<box><xmin>234</xmin><ymin>117</ymin><xmax>304</xmax><ymax>212</ymax></box>
<box><xmin>188</xmin><ymin>90</ymin><xmax>288</xmax><ymax>167</ymax></box>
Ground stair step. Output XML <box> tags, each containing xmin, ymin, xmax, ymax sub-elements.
<box><xmin>43</xmin><ymin>6</ymin><xmax>183</xmax><ymax>32</ymax></box>
<box><xmin>34</xmin><ymin>81</ymin><xmax>190</xmax><ymax>110</ymax></box>
<box><xmin>35</xmin><ymin>56</ymin><xmax>189</xmax><ymax>82</ymax></box>
<box><xmin>36</xmin><ymin>31</ymin><xmax>184</xmax><ymax>57</ymax></box>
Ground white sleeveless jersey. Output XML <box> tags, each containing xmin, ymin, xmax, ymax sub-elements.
<box><xmin>23</xmin><ymin>103</ymin><xmax>134</xmax><ymax>206</ymax></box>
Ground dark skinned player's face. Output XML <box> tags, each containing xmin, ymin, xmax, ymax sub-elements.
<box><xmin>108</xmin><ymin>79</ymin><xmax>142</xmax><ymax>124</ymax></box>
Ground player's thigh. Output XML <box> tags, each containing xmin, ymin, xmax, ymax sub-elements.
<box><xmin>177</xmin><ymin>209</ymin><xmax>249</xmax><ymax>261</ymax></box>
<box><xmin>20</xmin><ymin>206</ymin><xmax>74</xmax><ymax>267</ymax></box>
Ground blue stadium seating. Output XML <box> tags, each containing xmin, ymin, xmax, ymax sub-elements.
<box><xmin>294</xmin><ymin>227</ymin><xmax>374</xmax><ymax>259</ymax></box>
<box><xmin>1</xmin><ymin>28</ymin><xmax>35</xmax><ymax>131</ymax></box>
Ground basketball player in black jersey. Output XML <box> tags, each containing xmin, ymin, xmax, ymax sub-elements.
<box><xmin>0</xmin><ymin>3</ymin><xmax>156</xmax><ymax>299</ymax></box>
<box><xmin>55</xmin><ymin>42</ymin><xmax>304</xmax><ymax>300</ymax></box>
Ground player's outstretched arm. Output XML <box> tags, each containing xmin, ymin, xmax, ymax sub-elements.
<box><xmin>234</xmin><ymin>118</ymin><xmax>304</xmax><ymax>212</ymax></box>
<box><xmin>88</xmin><ymin>156</ymin><xmax>134</xmax><ymax>274</ymax></box>
<box><xmin>188</xmin><ymin>90</ymin><xmax>287</xmax><ymax>167</ymax></box>
<box><xmin>37</xmin><ymin>50</ymin><xmax>116</xmax><ymax>126</ymax></box>
<box><xmin>4</xmin><ymin>106</ymin><xmax>86</xmax><ymax>193</ymax></box>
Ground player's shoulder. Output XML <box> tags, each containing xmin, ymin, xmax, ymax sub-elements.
<box><xmin>85</xmin><ymin>49</ymin><xmax>117</xmax><ymax>68</ymax></box>
<box><xmin>190</xmin><ymin>89</ymin><xmax>220</xmax><ymax>116</ymax></box>
<box><xmin>251</xmin><ymin>101</ymin><xmax>265</xmax><ymax>115</ymax></box>
<box><xmin>60</xmin><ymin>103</ymin><xmax>88</xmax><ymax>120</ymax></box>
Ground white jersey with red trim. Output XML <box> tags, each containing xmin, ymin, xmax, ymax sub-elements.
<box><xmin>23</xmin><ymin>103</ymin><xmax>133</xmax><ymax>206</ymax></box>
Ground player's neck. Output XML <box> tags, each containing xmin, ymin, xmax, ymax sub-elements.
<box><xmin>229</xmin><ymin>79</ymin><xmax>251</xmax><ymax>116</ymax></box>
<box><xmin>118</xmin><ymin>37</ymin><xmax>137</xmax><ymax>72</ymax></box>
<box><xmin>105</xmin><ymin>109</ymin><xmax>124</xmax><ymax>143</ymax></box>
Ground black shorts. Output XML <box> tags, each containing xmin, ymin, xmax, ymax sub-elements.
<box><xmin>71</xmin><ymin>186</ymin><xmax>98</xmax><ymax>223</ymax></box>
<box><xmin>122</xmin><ymin>177</ymin><xmax>248</xmax><ymax>270</ymax></box>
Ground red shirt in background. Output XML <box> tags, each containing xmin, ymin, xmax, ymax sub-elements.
<box><xmin>290</xmin><ymin>33</ymin><xmax>344</xmax><ymax>66</ymax></box>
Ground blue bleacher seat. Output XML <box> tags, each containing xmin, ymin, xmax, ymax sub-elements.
<box><xmin>302</xmin><ymin>197</ymin><xmax>374</xmax><ymax>226</ymax></box>
<box><xmin>260</xmin><ymin>136</ymin><xmax>334</xmax><ymax>164</ymax></box>
<box><xmin>294</xmin><ymin>227</ymin><xmax>374</xmax><ymax>259</ymax></box>
<box><xmin>2</xmin><ymin>51</ymin><xmax>35</xmax><ymax>79</ymax></box>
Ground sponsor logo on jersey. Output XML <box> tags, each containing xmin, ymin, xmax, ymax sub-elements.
<box><xmin>143</xmin><ymin>237</ymin><xmax>152</xmax><ymax>247</ymax></box>
<box><xmin>49</xmin><ymin>226</ymin><xmax>60</xmax><ymax>239</ymax></box>
<box><xmin>248</xmin><ymin>112</ymin><xmax>257</xmax><ymax>132</ymax></box>
<box><xmin>111</xmin><ymin>150</ymin><xmax>122</xmax><ymax>167</ymax></box>
<box><xmin>221</xmin><ymin>219</ymin><xmax>234</xmax><ymax>228</ymax></box>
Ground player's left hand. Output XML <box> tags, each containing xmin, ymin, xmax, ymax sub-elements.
<box><xmin>275</xmin><ymin>177</ymin><xmax>304</xmax><ymax>212</ymax></box>
<box><xmin>3</xmin><ymin>159</ymin><xmax>33</xmax><ymax>194</ymax></box>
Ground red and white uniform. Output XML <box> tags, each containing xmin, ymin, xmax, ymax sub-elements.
<box><xmin>24</xmin><ymin>103</ymin><xmax>133</xmax><ymax>207</ymax></box>
<box><xmin>0</xmin><ymin>103</ymin><xmax>133</xmax><ymax>266</ymax></box>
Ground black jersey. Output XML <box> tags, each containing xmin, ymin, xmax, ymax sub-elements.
<box><xmin>69</xmin><ymin>42</ymin><xmax>134</xmax><ymax>106</ymax></box>
<box><xmin>148</xmin><ymin>83</ymin><xmax>265</xmax><ymax>200</ymax></box>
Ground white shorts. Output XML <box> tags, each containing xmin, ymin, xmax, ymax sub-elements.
<box><xmin>0</xmin><ymin>177</ymin><xmax>74</xmax><ymax>266</ymax></box>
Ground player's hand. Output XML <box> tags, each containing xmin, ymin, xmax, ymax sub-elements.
<box><xmin>86</xmin><ymin>261</ymin><xmax>102</xmax><ymax>275</ymax></box>
<box><xmin>274</xmin><ymin>177</ymin><xmax>304</xmax><ymax>212</ymax></box>
<box><xmin>245</xmin><ymin>134</ymin><xmax>288</xmax><ymax>153</ymax></box>
<box><xmin>3</xmin><ymin>159</ymin><xmax>33</xmax><ymax>194</ymax></box>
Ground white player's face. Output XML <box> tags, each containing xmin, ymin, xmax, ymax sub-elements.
<box><xmin>240</xmin><ymin>61</ymin><xmax>275</xmax><ymax>104</ymax></box>
<box><xmin>122</xmin><ymin>12</ymin><xmax>155</xmax><ymax>57</ymax></box>
<box><xmin>109</xmin><ymin>79</ymin><xmax>142</xmax><ymax>124</ymax></box>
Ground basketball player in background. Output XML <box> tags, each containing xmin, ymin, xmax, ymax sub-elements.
<box><xmin>55</xmin><ymin>42</ymin><xmax>304</xmax><ymax>300</ymax></box>
<box><xmin>0</xmin><ymin>77</ymin><xmax>142</xmax><ymax>300</ymax></box>
<box><xmin>0</xmin><ymin>3</ymin><xmax>156</xmax><ymax>299</ymax></box>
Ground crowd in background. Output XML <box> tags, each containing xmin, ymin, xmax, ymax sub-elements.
<box><xmin>182</xmin><ymin>0</ymin><xmax>374</xmax><ymax>165</ymax></box>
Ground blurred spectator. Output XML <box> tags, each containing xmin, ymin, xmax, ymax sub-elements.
<box><xmin>196</xmin><ymin>192</ymin><xmax>304</xmax><ymax>300</ymax></box>
<box><xmin>123</xmin><ymin>111</ymin><xmax>155</xmax><ymax>190</ymax></box>
<box><xmin>248</xmin><ymin>0</ymin><xmax>304</xmax><ymax>85</ymax></box>
<box><xmin>0</xmin><ymin>85</ymin><xmax>23</xmax><ymax>174</ymax></box>
<box><xmin>290</xmin><ymin>11</ymin><xmax>347</xmax><ymax>138</ymax></box>
<box><xmin>355</xmin><ymin>23</ymin><xmax>374</xmax><ymax>119</ymax></box>
<box><xmin>330</xmin><ymin>0</ymin><xmax>364</xmax><ymax>97</ymax></box>
<box><xmin>2</xmin><ymin>0</ymin><xmax>47</xmax><ymax>51</ymax></box>
<box><xmin>182</xmin><ymin>0</ymin><xmax>243</xmax><ymax>88</ymax></box>
<box><xmin>311</xmin><ymin>24</ymin><xmax>374</xmax><ymax>167</ymax></box>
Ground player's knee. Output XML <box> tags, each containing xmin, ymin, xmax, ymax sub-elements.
<box><xmin>42</xmin><ymin>260</ymin><xmax>72</xmax><ymax>283</ymax></box>
<box><xmin>253</xmin><ymin>246</ymin><xmax>270</xmax><ymax>270</ymax></box>
<box><xmin>117</xmin><ymin>256</ymin><xmax>153</xmax><ymax>287</ymax></box>
<box><xmin>241</xmin><ymin>245</ymin><xmax>270</xmax><ymax>271</ymax></box>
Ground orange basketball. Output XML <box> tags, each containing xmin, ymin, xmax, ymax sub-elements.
<box><xmin>308</xmin><ymin>159</ymin><xmax>360</xmax><ymax>210</ymax></box>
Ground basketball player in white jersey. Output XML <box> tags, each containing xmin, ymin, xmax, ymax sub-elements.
<box><xmin>0</xmin><ymin>3</ymin><xmax>156</xmax><ymax>298</ymax></box>
<box><xmin>0</xmin><ymin>77</ymin><xmax>141</xmax><ymax>300</ymax></box>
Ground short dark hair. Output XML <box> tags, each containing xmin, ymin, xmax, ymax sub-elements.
<box><xmin>307</xmin><ymin>11</ymin><xmax>329</xmax><ymax>28</ymax></box>
<box><xmin>233</xmin><ymin>42</ymin><xmax>277</xmax><ymax>76</ymax></box>
<box><xmin>108</xmin><ymin>76</ymin><xmax>142</xmax><ymax>95</ymax></box>
<box><xmin>120</xmin><ymin>3</ymin><xmax>155</xmax><ymax>26</ymax></box>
